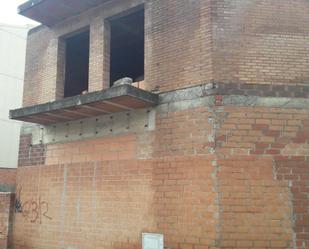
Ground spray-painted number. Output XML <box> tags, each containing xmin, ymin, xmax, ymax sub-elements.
<box><xmin>21</xmin><ymin>197</ymin><xmax>52</xmax><ymax>224</ymax></box>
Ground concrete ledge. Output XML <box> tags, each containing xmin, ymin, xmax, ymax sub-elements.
<box><xmin>222</xmin><ymin>95</ymin><xmax>309</xmax><ymax>109</ymax></box>
<box><xmin>11</xmin><ymin>83</ymin><xmax>309</xmax><ymax>126</ymax></box>
<box><xmin>160</xmin><ymin>84</ymin><xmax>309</xmax><ymax>110</ymax></box>
<box><xmin>18</xmin><ymin>0</ymin><xmax>111</xmax><ymax>26</ymax></box>
<box><xmin>10</xmin><ymin>85</ymin><xmax>158</xmax><ymax>125</ymax></box>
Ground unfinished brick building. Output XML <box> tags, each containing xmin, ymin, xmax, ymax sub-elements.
<box><xmin>5</xmin><ymin>0</ymin><xmax>309</xmax><ymax>248</ymax></box>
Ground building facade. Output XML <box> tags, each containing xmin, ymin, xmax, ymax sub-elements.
<box><xmin>5</xmin><ymin>0</ymin><xmax>309</xmax><ymax>248</ymax></box>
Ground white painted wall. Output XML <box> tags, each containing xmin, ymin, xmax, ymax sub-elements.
<box><xmin>0</xmin><ymin>24</ymin><xmax>31</xmax><ymax>168</ymax></box>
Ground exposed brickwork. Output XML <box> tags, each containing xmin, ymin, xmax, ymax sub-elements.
<box><xmin>14</xmin><ymin>0</ymin><xmax>309</xmax><ymax>247</ymax></box>
<box><xmin>12</xmin><ymin>156</ymin><xmax>218</xmax><ymax>249</ymax></box>
<box><xmin>18</xmin><ymin>134</ymin><xmax>45</xmax><ymax>167</ymax></box>
<box><xmin>214</xmin><ymin>106</ymin><xmax>309</xmax><ymax>248</ymax></box>
<box><xmin>217</xmin><ymin>158</ymin><xmax>293</xmax><ymax>248</ymax></box>
<box><xmin>145</xmin><ymin>0</ymin><xmax>212</xmax><ymax>93</ymax></box>
<box><xmin>23</xmin><ymin>28</ymin><xmax>60</xmax><ymax>107</ymax></box>
<box><xmin>217</xmin><ymin>82</ymin><xmax>309</xmax><ymax>98</ymax></box>
<box><xmin>275</xmin><ymin>159</ymin><xmax>309</xmax><ymax>249</ymax></box>
<box><xmin>88</xmin><ymin>17</ymin><xmax>110</xmax><ymax>92</ymax></box>
<box><xmin>22</xmin><ymin>0</ymin><xmax>213</xmax><ymax>107</ymax></box>
<box><xmin>22</xmin><ymin>0</ymin><xmax>309</xmax><ymax>107</ymax></box>
<box><xmin>14</xmin><ymin>104</ymin><xmax>309</xmax><ymax>248</ymax></box>
<box><xmin>213</xmin><ymin>0</ymin><xmax>309</xmax><ymax>86</ymax></box>
<box><xmin>154</xmin><ymin>107</ymin><xmax>213</xmax><ymax>157</ymax></box>
<box><xmin>0</xmin><ymin>169</ymin><xmax>16</xmax><ymax>188</ymax></box>
<box><xmin>45</xmin><ymin>134</ymin><xmax>137</xmax><ymax>165</ymax></box>
<box><xmin>215</xmin><ymin>107</ymin><xmax>309</xmax><ymax>158</ymax></box>
<box><xmin>0</xmin><ymin>193</ymin><xmax>14</xmax><ymax>249</ymax></box>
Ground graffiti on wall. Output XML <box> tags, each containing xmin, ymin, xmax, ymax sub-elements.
<box><xmin>15</xmin><ymin>187</ymin><xmax>52</xmax><ymax>224</ymax></box>
<box><xmin>0</xmin><ymin>230</ymin><xmax>6</xmax><ymax>240</ymax></box>
<box><xmin>0</xmin><ymin>218</ymin><xmax>6</xmax><ymax>240</ymax></box>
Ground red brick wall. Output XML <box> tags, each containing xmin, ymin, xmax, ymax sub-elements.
<box><xmin>215</xmin><ymin>105</ymin><xmax>309</xmax><ymax>248</ymax></box>
<box><xmin>213</xmin><ymin>0</ymin><xmax>309</xmax><ymax>85</ymax></box>
<box><xmin>0</xmin><ymin>169</ymin><xmax>16</xmax><ymax>187</ymax></box>
<box><xmin>13</xmin><ymin>105</ymin><xmax>309</xmax><ymax>248</ymax></box>
<box><xmin>217</xmin><ymin>158</ymin><xmax>293</xmax><ymax>248</ymax></box>
<box><xmin>12</xmin><ymin>156</ymin><xmax>218</xmax><ymax>249</ymax></box>
<box><xmin>22</xmin><ymin>0</ymin><xmax>213</xmax><ymax>107</ymax></box>
<box><xmin>22</xmin><ymin>0</ymin><xmax>309</xmax><ymax>107</ymax></box>
<box><xmin>45</xmin><ymin>134</ymin><xmax>137</xmax><ymax>165</ymax></box>
<box><xmin>18</xmin><ymin>134</ymin><xmax>45</xmax><ymax>167</ymax></box>
<box><xmin>23</xmin><ymin>27</ymin><xmax>59</xmax><ymax>107</ymax></box>
<box><xmin>0</xmin><ymin>193</ymin><xmax>14</xmax><ymax>249</ymax></box>
<box><xmin>275</xmin><ymin>159</ymin><xmax>309</xmax><ymax>249</ymax></box>
<box><xmin>15</xmin><ymin>1</ymin><xmax>309</xmax><ymax>248</ymax></box>
<box><xmin>145</xmin><ymin>0</ymin><xmax>212</xmax><ymax>93</ymax></box>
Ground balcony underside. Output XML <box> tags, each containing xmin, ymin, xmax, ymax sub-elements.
<box><xmin>18</xmin><ymin>0</ymin><xmax>111</xmax><ymax>26</ymax></box>
<box><xmin>10</xmin><ymin>85</ymin><xmax>158</xmax><ymax>125</ymax></box>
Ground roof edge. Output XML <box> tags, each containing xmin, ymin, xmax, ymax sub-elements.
<box><xmin>18</xmin><ymin>0</ymin><xmax>44</xmax><ymax>14</ymax></box>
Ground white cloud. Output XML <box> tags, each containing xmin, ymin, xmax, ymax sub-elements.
<box><xmin>0</xmin><ymin>0</ymin><xmax>39</xmax><ymax>26</ymax></box>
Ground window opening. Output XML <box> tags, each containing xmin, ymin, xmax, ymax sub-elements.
<box><xmin>64</xmin><ymin>29</ymin><xmax>90</xmax><ymax>97</ymax></box>
<box><xmin>110</xmin><ymin>8</ymin><xmax>145</xmax><ymax>86</ymax></box>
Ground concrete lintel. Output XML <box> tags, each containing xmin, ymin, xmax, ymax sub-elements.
<box><xmin>223</xmin><ymin>95</ymin><xmax>309</xmax><ymax>109</ymax></box>
<box><xmin>159</xmin><ymin>83</ymin><xmax>217</xmax><ymax>104</ymax></box>
<box><xmin>159</xmin><ymin>84</ymin><xmax>309</xmax><ymax>109</ymax></box>
<box><xmin>17</xmin><ymin>0</ymin><xmax>112</xmax><ymax>26</ymax></box>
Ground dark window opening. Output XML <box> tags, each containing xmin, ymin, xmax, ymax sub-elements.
<box><xmin>110</xmin><ymin>8</ymin><xmax>145</xmax><ymax>86</ymax></box>
<box><xmin>64</xmin><ymin>29</ymin><xmax>90</xmax><ymax>97</ymax></box>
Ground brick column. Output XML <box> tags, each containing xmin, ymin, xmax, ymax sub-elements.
<box><xmin>89</xmin><ymin>17</ymin><xmax>111</xmax><ymax>92</ymax></box>
<box><xmin>55</xmin><ymin>38</ymin><xmax>66</xmax><ymax>99</ymax></box>
<box><xmin>0</xmin><ymin>193</ymin><xmax>14</xmax><ymax>249</ymax></box>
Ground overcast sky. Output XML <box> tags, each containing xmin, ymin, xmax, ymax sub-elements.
<box><xmin>0</xmin><ymin>1</ymin><xmax>38</xmax><ymax>26</ymax></box>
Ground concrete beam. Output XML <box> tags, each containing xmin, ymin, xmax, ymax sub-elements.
<box><xmin>10</xmin><ymin>85</ymin><xmax>158</xmax><ymax>124</ymax></box>
<box><xmin>18</xmin><ymin>0</ymin><xmax>112</xmax><ymax>26</ymax></box>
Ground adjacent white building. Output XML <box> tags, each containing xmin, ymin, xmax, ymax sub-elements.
<box><xmin>0</xmin><ymin>23</ymin><xmax>31</xmax><ymax>168</ymax></box>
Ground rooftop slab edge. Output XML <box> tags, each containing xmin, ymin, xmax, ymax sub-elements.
<box><xmin>10</xmin><ymin>85</ymin><xmax>159</xmax><ymax>120</ymax></box>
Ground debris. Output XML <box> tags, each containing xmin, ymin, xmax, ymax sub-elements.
<box><xmin>113</xmin><ymin>77</ymin><xmax>133</xmax><ymax>86</ymax></box>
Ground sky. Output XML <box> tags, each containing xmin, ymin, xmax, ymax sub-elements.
<box><xmin>0</xmin><ymin>0</ymin><xmax>39</xmax><ymax>26</ymax></box>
